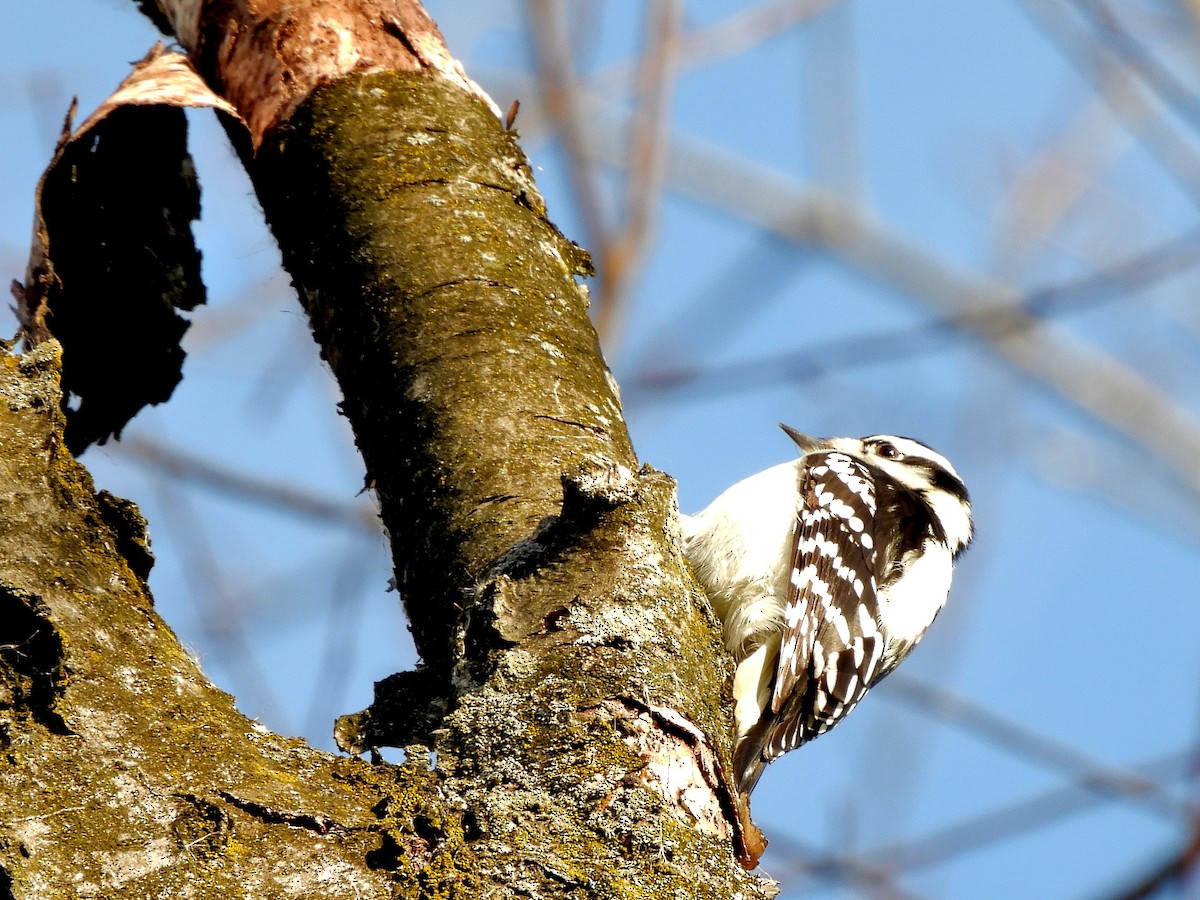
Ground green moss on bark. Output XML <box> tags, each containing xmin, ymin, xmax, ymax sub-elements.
<box><xmin>248</xmin><ymin>71</ymin><xmax>767</xmax><ymax>896</ymax></box>
<box><xmin>0</xmin><ymin>343</ymin><xmax>404</xmax><ymax>897</ymax></box>
<box><xmin>255</xmin><ymin>72</ymin><xmax>628</xmax><ymax>676</ymax></box>
<box><xmin>2</xmin><ymin>66</ymin><xmax>772</xmax><ymax>897</ymax></box>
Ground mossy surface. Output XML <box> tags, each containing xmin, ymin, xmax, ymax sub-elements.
<box><xmin>0</xmin><ymin>71</ymin><xmax>774</xmax><ymax>899</ymax></box>
<box><xmin>0</xmin><ymin>342</ymin><xmax>405</xmax><ymax>897</ymax></box>
<box><xmin>255</xmin><ymin>71</ymin><xmax>768</xmax><ymax>897</ymax></box>
<box><xmin>256</xmin><ymin>72</ymin><xmax>626</xmax><ymax>677</ymax></box>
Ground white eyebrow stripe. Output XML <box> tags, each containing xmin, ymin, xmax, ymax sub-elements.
<box><xmin>869</xmin><ymin>435</ymin><xmax>962</xmax><ymax>482</ymax></box>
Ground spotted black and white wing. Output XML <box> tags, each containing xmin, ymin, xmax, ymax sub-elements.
<box><xmin>698</xmin><ymin>430</ymin><xmax>972</xmax><ymax>797</ymax></box>
<box><xmin>767</xmin><ymin>451</ymin><xmax>887</xmax><ymax>761</ymax></box>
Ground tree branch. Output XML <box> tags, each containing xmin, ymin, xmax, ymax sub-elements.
<box><xmin>0</xmin><ymin>0</ymin><xmax>775</xmax><ymax>893</ymax></box>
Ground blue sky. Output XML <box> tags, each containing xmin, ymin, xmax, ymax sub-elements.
<box><xmin>6</xmin><ymin>2</ymin><xmax>1200</xmax><ymax>896</ymax></box>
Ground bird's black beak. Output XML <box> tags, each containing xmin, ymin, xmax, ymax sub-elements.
<box><xmin>779</xmin><ymin>423</ymin><xmax>828</xmax><ymax>453</ymax></box>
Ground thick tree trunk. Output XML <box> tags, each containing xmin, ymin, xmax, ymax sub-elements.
<box><xmin>0</xmin><ymin>2</ymin><xmax>772</xmax><ymax>896</ymax></box>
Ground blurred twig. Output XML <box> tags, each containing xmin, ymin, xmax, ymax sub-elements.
<box><xmin>598</xmin><ymin>0</ymin><xmax>682</xmax><ymax>347</ymax></box>
<box><xmin>1036</xmin><ymin>427</ymin><xmax>1200</xmax><ymax>549</ymax></box>
<box><xmin>988</xmin><ymin>96</ymin><xmax>1131</xmax><ymax>277</ymax></box>
<box><xmin>182</xmin><ymin>272</ymin><xmax>294</xmax><ymax>350</ymax></box>
<box><xmin>875</xmin><ymin>751</ymin><xmax>1193</xmax><ymax>875</ymax></box>
<box><xmin>525</xmin><ymin>0</ymin><xmax>610</xmax><ymax>285</ymax></box>
<box><xmin>1075</xmin><ymin>1</ymin><xmax>1200</xmax><ymax>136</ymax></box>
<box><xmin>152</xmin><ymin>479</ymin><xmax>287</xmax><ymax>728</ymax></box>
<box><xmin>522</xmin><ymin>0</ymin><xmax>844</xmax><ymax>350</ymax></box>
<box><xmin>304</xmin><ymin>537</ymin><xmax>379</xmax><ymax>744</ymax></box>
<box><xmin>526</xmin><ymin>0</ymin><xmax>682</xmax><ymax>351</ymax></box>
<box><xmin>761</xmin><ymin>830</ymin><xmax>927</xmax><ymax>900</ymax></box>
<box><xmin>772</xmin><ymin>750</ymin><xmax>1191</xmax><ymax>883</ymax></box>
<box><xmin>623</xmin><ymin>234</ymin><xmax>809</xmax><ymax>378</ymax></box>
<box><xmin>609</xmin><ymin>125</ymin><xmax>1200</xmax><ymax>497</ymax></box>
<box><xmin>803</xmin><ymin>0</ymin><xmax>863</xmax><ymax>198</ymax></box>
<box><xmin>1096</xmin><ymin>823</ymin><xmax>1200</xmax><ymax>900</ymax></box>
<box><xmin>1018</xmin><ymin>0</ymin><xmax>1200</xmax><ymax>203</ymax></box>
<box><xmin>628</xmin><ymin>220</ymin><xmax>1200</xmax><ymax>405</ymax></box>
<box><xmin>583</xmin><ymin>0</ymin><xmax>848</xmax><ymax>99</ymax></box>
<box><xmin>886</xmin><ymin>676</ymin><xmax>1188</xmax><ymax>820</ymax></box>
<box><xmin>116</xmin><ymin>435</ymin><xmax>380</xmax><ymax>532</ymax></box>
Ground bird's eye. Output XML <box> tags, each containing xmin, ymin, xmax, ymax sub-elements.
<box><xmin>876</xmin><ymin>441</ymin><xmax>899</xmax><ymax>459</ymax></box>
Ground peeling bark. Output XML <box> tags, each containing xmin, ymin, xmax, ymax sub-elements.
<box><xmin>11</xmin><ymin>47</ymin><xmax>227</xmax><ymax>453</ymax></box>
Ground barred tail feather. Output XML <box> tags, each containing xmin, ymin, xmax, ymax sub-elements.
<box><xmin>733</xmin><ymin>718</ymin><xmax>773</xmax><ymax>796</ymax></box>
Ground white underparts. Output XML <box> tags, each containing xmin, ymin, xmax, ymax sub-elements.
<box><xmin>877</xmin><ymin>540</ymin><xmax>952</xmax><ymax>672</ymax></box>
<box><xmin>680</xmin><ymin>460</ymin><xmax>800</xmax><ymax>657</ymax></box>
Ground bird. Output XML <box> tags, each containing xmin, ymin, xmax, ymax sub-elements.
<box><xmin>681</xmin><ymin>424</ymin><xmax>973</xmax><ymax>794</ymax></box>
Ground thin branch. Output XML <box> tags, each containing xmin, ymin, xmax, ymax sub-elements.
<box><xmin>152</xmin><ymin>479</ymin><xmax>288</xmax><ymax>728</ymax></box>
<box><xmin>1036</xmin><ymin>427</ymin><xmax>1200</xmax><ymax>549</ymax></box>
<box><xmin>1091</xmin><ymin>820</ymin><xmax>1200</xmax><ymax>900</ymax></box>
<box><xmin>602</xmin><ymin>122</ymin><xmax>1200</xmax><ymax>496</ymax></box>
<box><xmin>595</xmin><ymin>0</ymin><xmax>682</xmax><ymax>348</ymax></box>
<box><xmin>525</xmin><ymin>0</ymin><xmax>611</xmax><ymax>287</ymax></box>
<box><xmin>803</xmin><ymin>0</ymin><xmax>863</xmax><ymax>198</ymax></box>
<box><xmin>511</xmin><ymin>0</ymin><xmax>850</xmax><ymax>168</ymax></box>
<box><xmin>586</xmin><ymin>0</ymin><xmax>849</xmax><ymax>98</ymax></box>
<box><xmin>182</xmin><ymin>272</ymin><xmax>294</xmax><ymax>350</ymax></box>
<box><xmin>885</xmin><ymin>676</ymin><xmax>1189</xmax><ymax>821</ymax></box>
<box><xmin>759</xmin><ymin>831</ymin><xmax>927</xmax><ymax>900</ymax></box>
<box><xmin>1017</xmin><ymin>0</ymin><xmax>1200</xmax><ymax>204</ymax></box>
<box><xmin>873</xmin><ymin>751</ymin><xmax>1194</xmax><ymax>874</ymax></box>
<box><xmin>988</xmin><ymin>96</ymin><xmax>1131</xmax><ymax>277</ymax></box>
<box><xmin>115</xmin><ymin>435</ymin><xmax>380</xmax><ymax>533</ymax></box>
<box><xmin>772</xmin><ymin>750</ymin><xmax>1191</xmax><ymax>880</ymax></box>
<box><xmin>304</xmin><ymin>537</ymin><xmax>380</xmax><ymax>745</ymax></box>
<box><xmin>629</xmin><ymin>222</ymin><xmax>1200</xmax><ymax>405</ymax></box>
<box><xmin>622</xmin><ymin>234</ymin><xmax>808</xmax><ymax>378</ymax></box>
<box><xmin>1074</xmin><ymin>0</ymin><xmax>1200</xmax><ymax>136</ymax></box>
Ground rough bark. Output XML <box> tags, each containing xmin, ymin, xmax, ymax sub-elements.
<box><xmin>0</xmin><ymin>2</ymin><xmax>774</xmax><ymax>896</ymax></box>
<box><xmin>0</xmin><ymin>343</ymin><xmax>401</xmax><ymax>897</ymax></box>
